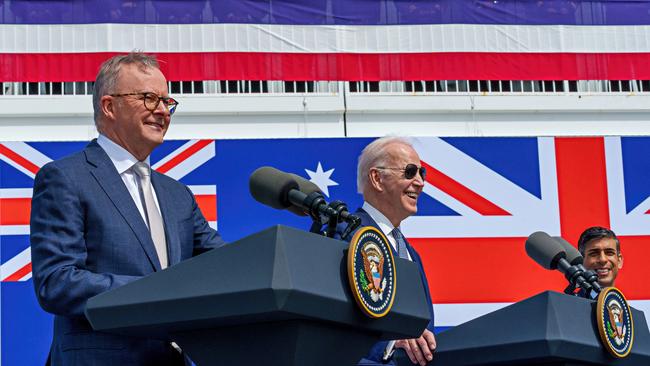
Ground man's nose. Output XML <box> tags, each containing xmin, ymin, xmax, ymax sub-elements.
<box><xmin>413</xmin><ymin>173</ymin><xmax>425</xmax><ymax>186</ymax></box>
<box><xmin>154</xmin><ymin>99</ymin><xmax>170</xmax><ymax>116</ymax></box>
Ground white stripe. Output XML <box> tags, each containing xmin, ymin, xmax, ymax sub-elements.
<box><xmin>0</xmin><ymin>188</ymin><xmax>32</xmax><ymax>198</ymax></box>
<box><xmin>151</xmin><ymin>140</ymin><xmax>199</xmax><ymax>170</ymax></box>
<box><xmin>0</xmin><ymin>247</ymin><xmax>30</xmax><ymax>281</ymax></box>
<box><xmin>2</xmin><ymin>23</ymin><xmax>650</xmax><ymax>54</ymax></box>
<box><xmin>435</xmin><ymin>299</ymin><xmax>650</xmax><ymax>329</ymax></box>
<box><xmin>161</xmin><ymin>141</ymin><xmax>215</xmax><ymax>181</ymax></box>
<box><xmin>605</xmin><ymin>137</ymin><xmax>650</xmax><ymax>235</ymax></box>
<box><xmin>402</xmin><ymin>137</ymin><xmax>559</xmax><ymax>238</ymax></box>
<box><xmin>0</xmin><ymin>142</ymin><xmax>52</xmax><ymax>168</ymax></box>
<box><xmin>422</xmin><ymin>183</ymin><xmax>480</xmax><ymax>217</ymax></box>
<box><xmin>188</xmin><ymin>185</ymin><xmax>216</xmax><ymax>196</ymax></box>
<box><xmin>0</xmin><ymin>154</ymin><xmax>35</xmax><ymax>179</ymax></box>
<box><xmin>0</xmin><ymin>225</ymin><xmax>30</xmax><ymax>235</ymax></box>
<box><xmin>208</xmin><ymin>221</ymin><xmax>218</xmax><ymax>230</ymax></box>
<box><xmin>434</xmin><ymin>302</ymin><xmax>511</xmax><ymax>327</ymax></box>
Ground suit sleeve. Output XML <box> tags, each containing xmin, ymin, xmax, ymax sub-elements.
<box><xmin>183</xmin><ymin>184</ymin><xmax>226</xmax><ymax>256</ymax></box>
<box><xmin>411</xmin><ymin>250</ymin><xmax>435</xmax><ymax>332</ymax></box>
<box><xmin>30</xmin><ymin>163</ymin><xmax>140</xmax><ymax>317</ymax></box>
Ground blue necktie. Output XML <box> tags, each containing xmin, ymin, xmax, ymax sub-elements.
<box><xmin>391</xmin><ymin>227</ymin><xmax>410</xmax><ymax>260</ymax></box>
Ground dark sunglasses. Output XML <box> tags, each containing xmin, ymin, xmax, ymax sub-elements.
<box><xmin>375</xmin><ymin>164</ymin><xmax>426</xmax><ymax>180</ymax></box>
<box><xmin>110</xmin><ymin>92</ymin><xmax>179</xmax><ymax>115</ymax></box>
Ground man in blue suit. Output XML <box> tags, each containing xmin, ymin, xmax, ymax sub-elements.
<box><xmin>30</xmin><ymin>53</ymin><xmax>226</xmax><ymax>365</ymax></box>
<box><xmin>342</xmin><ymin>136</ymin><xmax>436</xmax><ymax>366</ymax></box>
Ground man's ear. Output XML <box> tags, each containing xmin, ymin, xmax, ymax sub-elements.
<box><xmin>100</xmin><ymin>95</ymin><xmax>115</xmax><ymax>121</ymax></box>
<box><xmin>368</xmin><ymin>169</ymin><xmax>384</xmax><ymax>192</ymax></box>
<box><xmin>618</xmin><ymin>253</ymin><xmax>624</xmax><ymax>269</ymax></box>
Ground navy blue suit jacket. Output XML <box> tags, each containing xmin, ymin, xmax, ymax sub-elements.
<box><xmin>30</xmin><ymin>140</ymin><xmax>226</xmax><ymax>366</ymax></box>
<box><xmin>339</xmin><ymin>209</ymin><xmax>435</xmax><ymax>366</ymax></box>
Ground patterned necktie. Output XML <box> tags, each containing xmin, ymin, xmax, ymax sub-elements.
<box><xmin>391</xmin><ymin>227</ymin><xmax>410</xmax><ymax>260</ymax></box>
<box><xmin>133</xmin><ymin>162</ymin><xmax>168</xmax><ymax>269</ymax></box>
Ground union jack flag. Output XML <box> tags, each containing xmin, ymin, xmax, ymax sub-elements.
<box><xmin>405</xmin><ymin>137</ymin><xmax>649</xmax><ymax>329</ymax></box>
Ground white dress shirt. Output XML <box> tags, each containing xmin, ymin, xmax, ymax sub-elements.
<box><xmin>97</xmin><ymin>134</ymin><xmax>162</xmax><ymax>226</ymax></box>
<box><xmin>362</xmin><ymin>201</ymin><xmax>412</xmax><ymax>261</ymax></box>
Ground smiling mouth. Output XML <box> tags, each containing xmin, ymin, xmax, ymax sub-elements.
<box><xmin>405</xmin><ymin>192</ymin><xmax>418</xmax><ymax>200</ymax></box>
<box><xmin>144</xmin><ymin>121</ymin><xmax>164</xmax><ymax>129</ymax></box>
<box><xmin>595</xmin><ymin>268</ymin><xmax>611</xmax><ymax>276</ymax></box>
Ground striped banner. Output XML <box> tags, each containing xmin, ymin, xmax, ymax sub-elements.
<box><xmin>2</xmin><ymin>0</ymin><xmax>650</xmax><ymax>81</ymax></box>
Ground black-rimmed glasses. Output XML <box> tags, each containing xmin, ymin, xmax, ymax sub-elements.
<box><xmin>110</xmin><ymin>92</ymin><xmax>179</xmax><ymax>115</ymax></box>
<box><xmin>375</xmin><ymin>164</ymin><xmax>426</xmax><ymax>180</ymax></box>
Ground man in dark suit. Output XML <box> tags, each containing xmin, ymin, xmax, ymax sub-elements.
<box><xmin>30</xmin><ymin>53</ymin><xmax>225</xmax><ymax>365</ymax></box>
<box><xmin>340</xmin><ymin>136</ymin><xmax>436</xmax><ymax>366</ymax></box>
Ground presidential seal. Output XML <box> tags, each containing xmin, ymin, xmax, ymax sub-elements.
<box><xmin>347</xmin><ymin>226</ymin><xmax>396</xmax><ymax>318</ymax></box>
<box><xmin>596</xmin><ymin>287</ymin><xmax>634</xmax><ymax>358</ymax></box>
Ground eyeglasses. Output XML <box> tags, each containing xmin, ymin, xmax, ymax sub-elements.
<box><xmin>110</xmin><ymin>92</ymin><xmax>179</xmax><ymax>115</ymax></box>
<box><xmin>375</xmin><ymin>164</ymin><xmax>426</xmax><ymax>180</ymax></box>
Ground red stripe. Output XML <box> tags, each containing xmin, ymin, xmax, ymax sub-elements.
<box><xmin>555</xmin><ymin>138</ymin><xmax>611</xmax><ymax>246</ymax></box>
<box><xmin>0</xmin><ymin>144</ymin><xmax>40</xmax><ymax>175</ymax></box>
<box><xmin>0</xmin><ymin>198</ymin><xmax>31</xmax><ymax>225</ymax></box>
<box><xmin>155</xmin><ymin>140</ymin><xmax>212</xmax><ymax>174</ymax></box>
<box><xmin>0</xmin><ymin>195</ymin><xmax>213</xmax><ymax>226</ymax></box>
<box><xmin>195</xmin><ymin>194</ymin><xmax>217</xmax><ymax>221</ymax></box>
<box><xmin>421</xmin><ymin>161</ymin><xmax>510</xmax><ymax>216</ymax></box>
<box><xmin>3</xmin><ymin>52</ymin><xmax>650</xmax><ymax>81</ymax></box>
<box><xmin>3</xmin><ymin>263</ymin><xmax>32</xmax><ymax>282</ymax></box>
<box><xmin>411</xmin><ymin>237</ymin><xmax>566</xmax><ymax>303</ymax></box>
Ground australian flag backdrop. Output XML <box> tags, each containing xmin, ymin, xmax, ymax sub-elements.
<box><xmin>1</xmin><ymin>136</ymin><xmax>650</xmax><ymax>365</ymax></box>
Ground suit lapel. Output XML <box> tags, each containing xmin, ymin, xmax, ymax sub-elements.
<box><xmin>151</xmin><ymin>173</ymin><xmax>181</xmax><ymax>266</ymax></box>
<box><xmin>356</xmin><ymin>208</ymin><xmax>420</xmax><ymax>262</ymax></box>
<box><xmin>84</xmin><ymin>140</ymin><xmax>162</xmax><ymax>271</ymax></box>
<box><xmin>355</xmin><ymin>208</ymin><xmax>400</xmax><ymax>259</ymax></box>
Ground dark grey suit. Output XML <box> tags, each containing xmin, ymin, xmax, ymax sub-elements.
<box><xmin>30</xmin><ymin>140</ymin><xmax>225</xmax><ymax>365</ymax></box>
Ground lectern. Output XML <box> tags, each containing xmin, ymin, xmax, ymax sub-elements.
<box><xmin>395</xmin><ymin>291</ymin><xmax>650</xmax><ymax>365</ymax></box>
<box><xmin>85</xmin><ymin>225</ymin><xmax>431</xmax><ymax>366</ymax></box>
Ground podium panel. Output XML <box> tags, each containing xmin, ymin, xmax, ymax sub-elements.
<box><xmin>396</xmin><ymin>291</ymin><xmax>650</xmax><ymax>366</ymax></box>
<box><xmin>85</xmin><ymin>225</ymin><xmax>432</xmax><ymax>366</ymax></box>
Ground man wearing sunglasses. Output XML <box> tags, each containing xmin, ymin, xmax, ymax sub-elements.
<box><xmin>340</xmin><ymin>136</ymin><xmax>436</xmax><ymax>366</ymax></box>
<box><xmin>30</xmin><ymin>53</ymin><xmax>225</xmax><ymax>366</ymax></box>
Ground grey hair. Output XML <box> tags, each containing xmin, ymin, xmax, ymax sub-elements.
<box><xmin>92</xmin><ymin>52</ymin><xmax>160</xmax><ymax>130</ymax></box>
<box><xmin>356</xmin><ymin>136</ymin><xmax>414</xmax><ymax>194</ymax></box>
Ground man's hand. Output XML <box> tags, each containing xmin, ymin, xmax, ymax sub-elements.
<box><xmin>395</xmin><ymin>329</ymin><xmax>436</xmax><ymax>366</ymax></box>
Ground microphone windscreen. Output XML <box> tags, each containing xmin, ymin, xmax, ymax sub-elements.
<box><xmin>286</xmin><ymin>173</ymin><xmax>323</xmax><ymax>216</ymax></box>
<box><xmin>249</xmin><ymin>166</ymin><xmax>298</xmax><ymax>209</ymax></box>
<box><xmin>554</xmin><ymin>236</ymin><xmax>583</xmax><ymax>266</ymax></box>
<box><xmin>525</xmin><ymin>231</ymin><xmax>566</xmax><ymax>270</ymax></box>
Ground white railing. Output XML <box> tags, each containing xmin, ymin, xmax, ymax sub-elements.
<box><xmin>2</xmin><ymin>80</ymin><xmax>648</xmax><ymax>96</ymax></box>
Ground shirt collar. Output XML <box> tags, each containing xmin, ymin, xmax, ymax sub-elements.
<box><xmin>97</xmin><ymin>134</ymin><xmax>150</xmax><ymax>174</ymax></box>
<box><xmin>362</xmin><ymin>201</ymin><xmax>399</xmax><ymax>238</ymax></box>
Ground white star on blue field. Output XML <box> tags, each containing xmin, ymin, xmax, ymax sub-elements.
<box><xmin>305</xmin><ymin>162</ymin><xmax>339</xmax><ymax>197</ymax></box>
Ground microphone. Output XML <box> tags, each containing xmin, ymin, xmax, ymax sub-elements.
<box><xmin>249</xmin><ymin>166</ymin><xmax>299</xmax><ymax>210</ymax></box>
<box><xmin>554</xmin><ymin>236</ymin><xmax>601</xmax><ymax>295</ymax></box>
<box><xmin>525</xmin><ymin>232</ymin><xmax>601</xmax><ymax>298</ymax></box>
<box><xmin>249</xmin><ymin>167</ymin><xmax>361</xmax><ymax>236</ymax></box>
